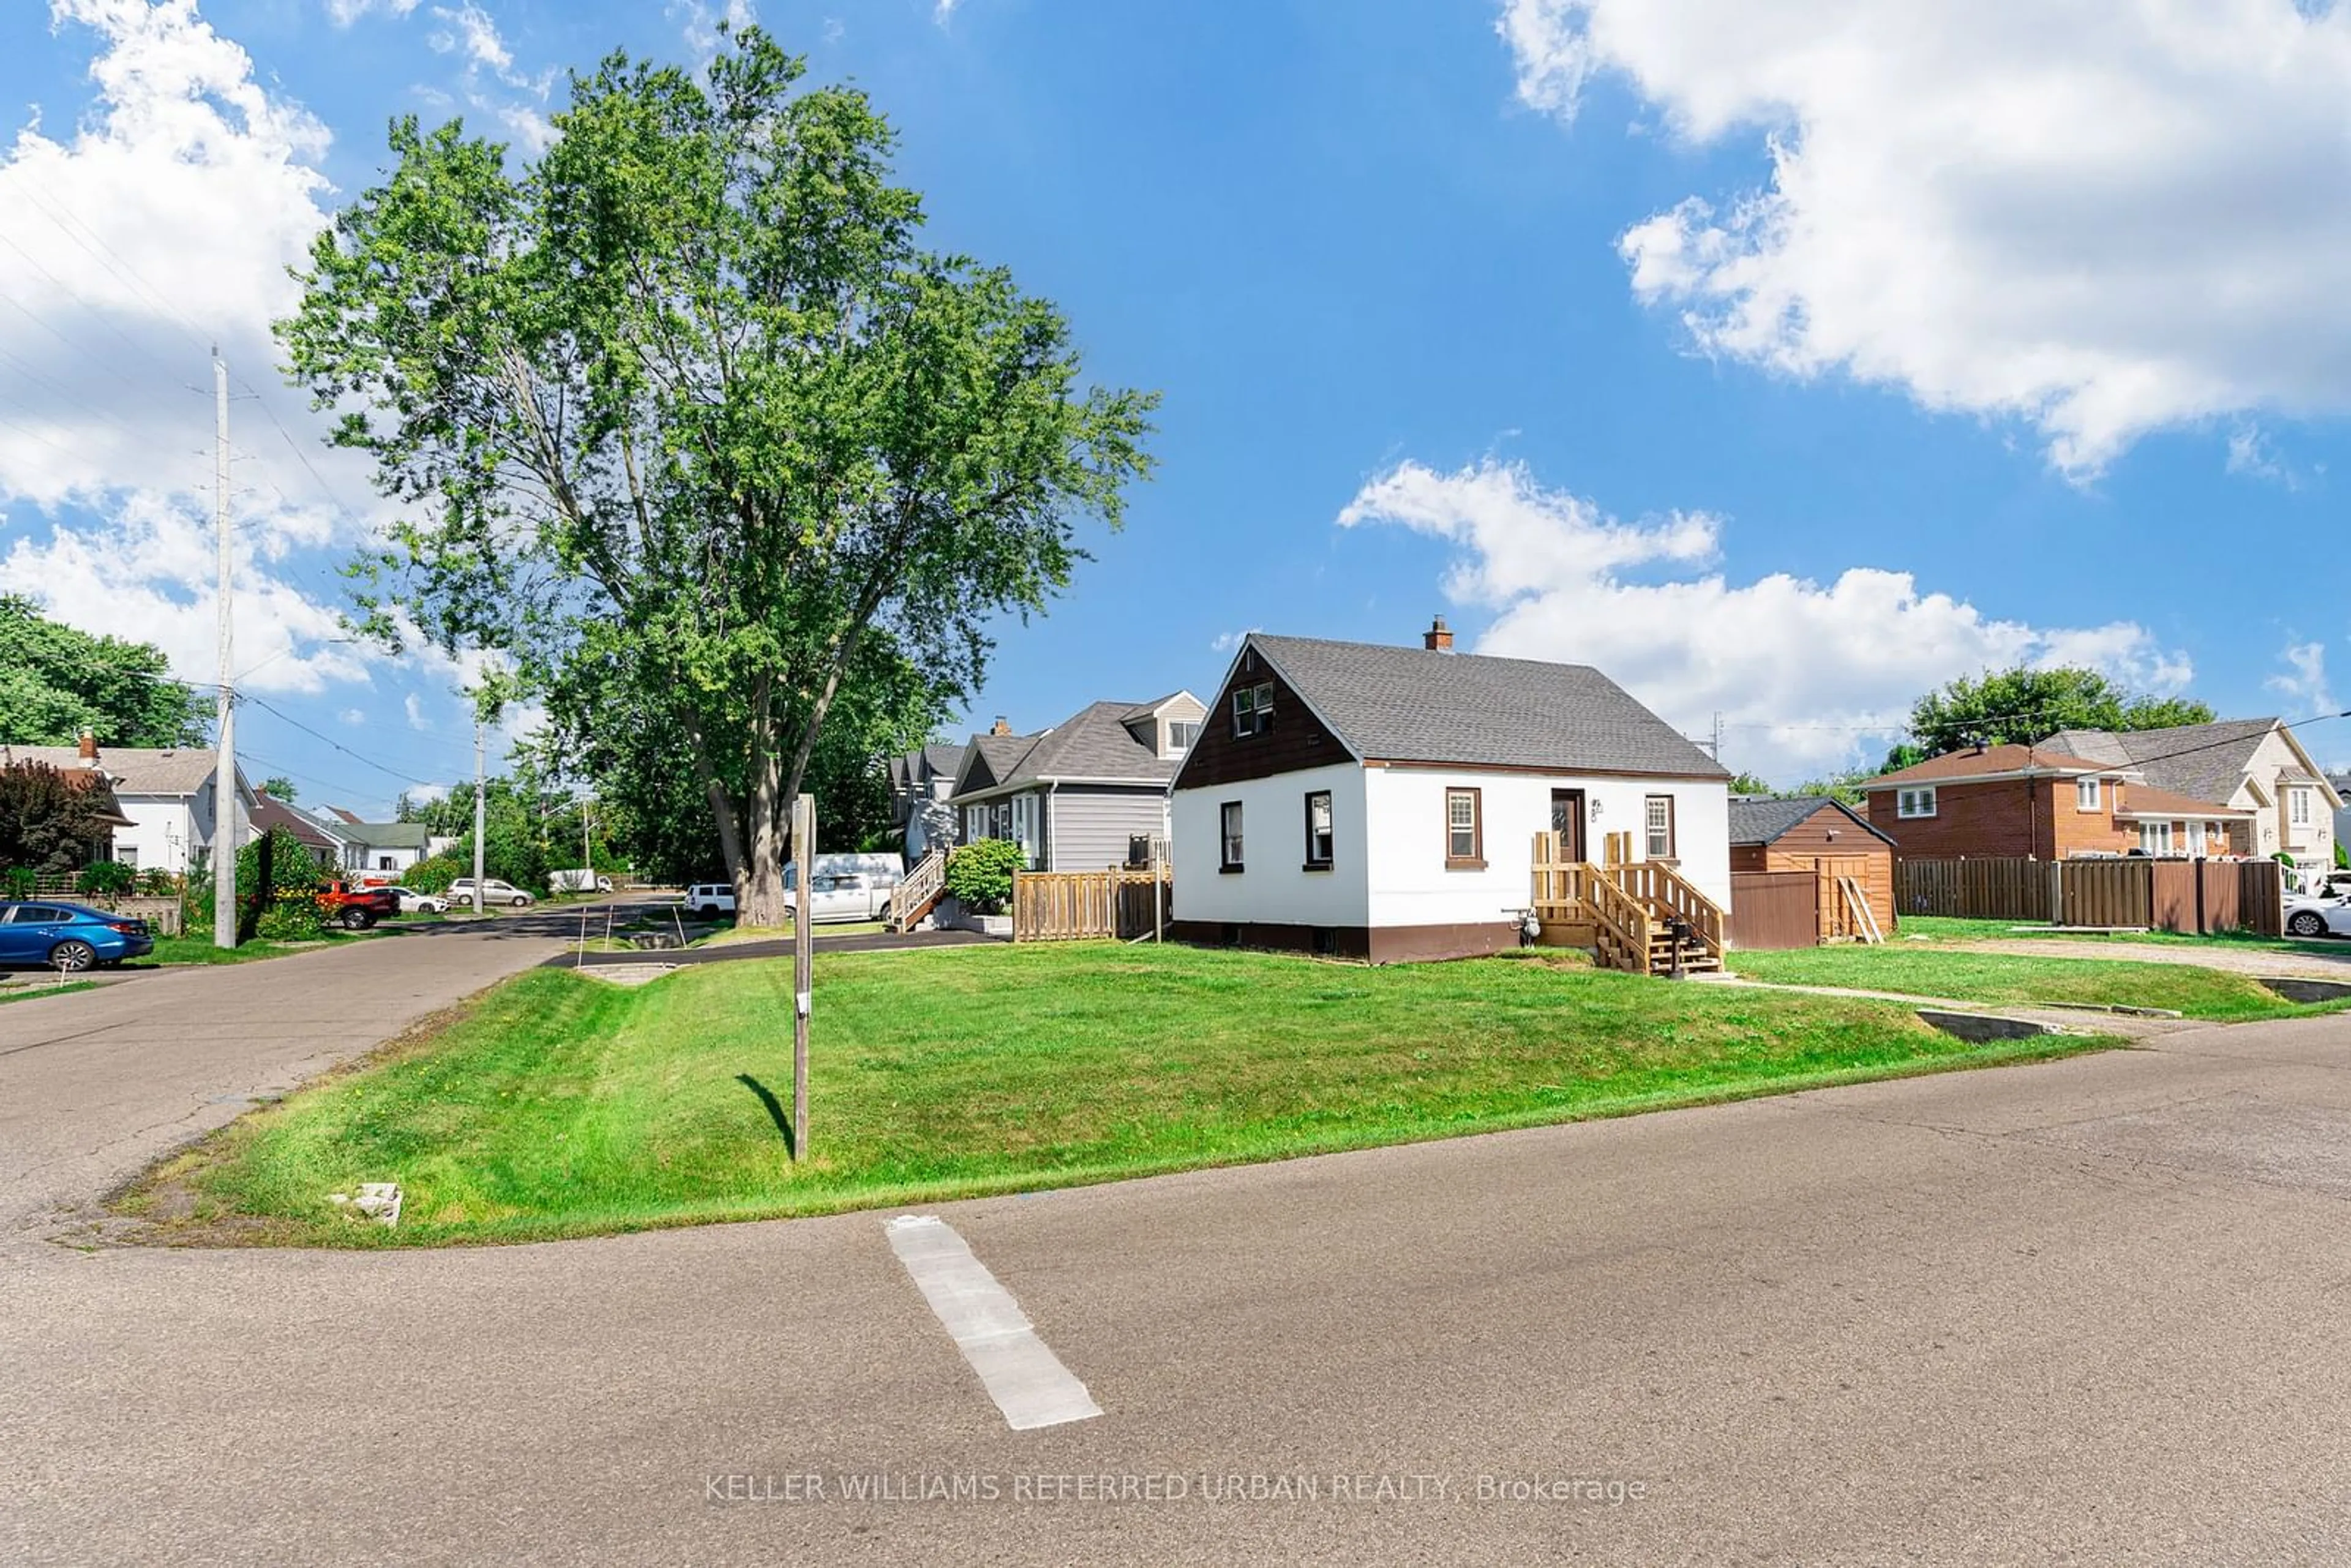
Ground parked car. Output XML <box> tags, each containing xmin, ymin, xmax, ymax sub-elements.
<box><xmin>2282</xmin><ymin>891</ymin><xmax>2351</xmax><ymax>939</ymax></box>
<box><xmin>784</xmin><ymin>871</ymin><xmax>896</xmax><ymax>925</ymax></box>
<box><xmin>384</xmin><ymin>886</ymin><xmax>449</xmax><ymax>914</ymax></box>
<box><xmin>447</xmin><ymin>877</ymin><xmax>534</xmax><ymax>909</ymax></box>
<box><xmin>0</xmin><ymin>901</ymin><xmax>154</xmax><ymax>970</ymax></box>
<box><xmin>684</xmin><ymin>883</ymin><xmax>737</xmax><ymax>920</ymax></box>
<box><xmin>316</xmin><ymin>881</ymin><xmax>400</xmax><ymax>931</ymax></box>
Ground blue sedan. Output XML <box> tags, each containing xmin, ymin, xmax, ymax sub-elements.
<box><xmin>0</xmin><ymin>902</ymin><xmax>156</xmax><ymax>971</ymax></box>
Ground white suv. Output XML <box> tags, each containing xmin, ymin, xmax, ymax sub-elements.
<box><xmin>685</xmin><ymin>883</ymin><xmax>737</xmax><ymax>920</ymax></box>
<box><xmin>448</xmin><ymin>877</ymin><xmax>534</xmax><ymax>908</ymax></box>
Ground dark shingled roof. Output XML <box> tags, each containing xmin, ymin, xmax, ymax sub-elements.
<box><xmin>1728</xmin><ymin>795</ymin><xmax>1894</xmax><ymax>847</ymax></box>
<box><xmin>1248</xmin><ymin>635</ymin><xmax>1728</xmax><ymax>779</ymax></box>
<box><xmin>2041</xmin><ymin>719</ymin><xmax>2280</xmax><ymax>809</ymax></box>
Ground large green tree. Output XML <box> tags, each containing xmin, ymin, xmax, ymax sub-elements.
<box><xmin>1894</xmin><ymin>666</ymin><xmax>2214</xmax><ymax>767</ymax></box>
<box><xmin>279</xmin><ymin>29</ymin><xmax>1153</xmax><ymax>925</ymax></box>
<box><xmin>0</xmin><ymin>596</ymin><xmax>209</xmax><ymax>749</ymax></box>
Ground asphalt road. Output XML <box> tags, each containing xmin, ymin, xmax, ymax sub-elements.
<box><xmin>10</xmin><ymin>936</ymin><xmax>2351</xmax><ymax>1561</ymax></box>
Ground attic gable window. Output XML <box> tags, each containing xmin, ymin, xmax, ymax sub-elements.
<box><xmin>1232</xmin><ymin>682</ymin><xmax>1274</xmax><ymax>738</ymax></box>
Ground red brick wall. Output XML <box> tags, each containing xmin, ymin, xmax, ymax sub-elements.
<box><xmin>1869</xmin><ymin>778</ymin><xmax>2139</xmax><ymax>859</ymax></box>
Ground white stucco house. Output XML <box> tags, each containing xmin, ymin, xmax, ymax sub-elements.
<box><xmin>1168</xmin><ymin>624</ymin><xmax>1732</xmax><ymax>963</ymax></box>
<box><xmin>4</xmin><ymin>738</ymin><xmax>256</xmax><ymax>877</ymax></box>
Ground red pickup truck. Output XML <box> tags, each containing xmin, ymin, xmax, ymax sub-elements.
<box><xmin>315</xmin><ymin>881</ymin><xmax>400</xmax><ymax>930</ymax></box>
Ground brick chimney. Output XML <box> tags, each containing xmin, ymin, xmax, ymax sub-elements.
<box><xmin>1422</xmin><ymin>615</ymin><xmax>1454</xmax><ymax>653</ymax></box>
<box><xmin>77</xmin><ymin>730</ymin><xmax>99</xmax><ymax>768</ymax></box>
<box><xmin>991</xmin><ymin>716</ymin><xmax>1012</xmax><ymax>737</ymax></box>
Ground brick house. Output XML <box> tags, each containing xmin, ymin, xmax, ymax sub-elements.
<box><xmin>2041</xmin><ymin>719</ymin><xmax>2340</xmax><ymax>875</ymax></box>
<box><xmin>1861</xmin><ymin>744</ymin><xmax>2252</xmax><ymax>860</ymax></box>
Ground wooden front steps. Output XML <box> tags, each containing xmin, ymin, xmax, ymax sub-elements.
<box><xmin>887</xmin><ymin>846</ymin><xmax>948</xmax><ymax>934</ymax></box>
<box><xmin>1529</xmin><ymin>831</ymin><xmax>1728</xmax><ymax>978</ymax></box>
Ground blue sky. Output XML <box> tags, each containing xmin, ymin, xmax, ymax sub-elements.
<box><xmin>3</xmin><ymin>0</ymin><xmax>2349</xmax><ymax>814</ymax></box>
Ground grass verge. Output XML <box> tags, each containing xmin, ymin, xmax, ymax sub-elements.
<box><xmin>137</xmin><ymin>931</ymin><xmax>378</xmax><ymax>966</ymax></box>
<box><xmin>117</xmin><ymin>942</ymin><xmax>2115</xmax><ymax>1248</ymax></box>
<box><xmin>1726</xmin><ymin>944</ymin><xmax>2349</xmax><ymax>1019</ymax></box>
<box><xmin>1897</xmin><ymin>915</ymin><xmax>2350</xmax><ymax>958</ymax></box>
<box><xmin>0</xmin><ymin>979</ymin><xmax>97</xmax><ymax>1003</ymax></box>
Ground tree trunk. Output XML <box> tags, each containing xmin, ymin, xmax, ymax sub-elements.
<box><xmin>739</xmin><ymin>672</ymin><xmax>793</xmax><ymax>928</ymax></box>
<box><xmin>680</xmin><ymin>703</ymin><xmax>747</xmax><ymax>890</ymax></box>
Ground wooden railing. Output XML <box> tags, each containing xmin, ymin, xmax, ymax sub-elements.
<box><xmin>1605</xmin><ymin>861</ymin><xmax>1725</xmax><ymax>962</ymax></box>
<box><xmin>1584</xmin><ymin>869</ymin><xmax>1653</xmax><ymax>973</ymax></box>
<box><xmin>888</xmin><ymin>846</ymin><xmax>948</xmax><ymax>933</ymax></box>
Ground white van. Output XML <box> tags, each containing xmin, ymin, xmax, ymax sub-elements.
<box><xmin>783</xmin><ymin>853</ymin><xmax>905</xmax><ymax>891</ymax></box>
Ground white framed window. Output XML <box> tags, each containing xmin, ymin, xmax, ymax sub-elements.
<box><xmin>2140</xmin><ymin>820</ymin><xmax>2173</xmax><ymax>854</ymax></box>
<box><xmin>1231</xmin><ymin>682</ymin><xmax>1274</xmax><ymax>738</ymax></box>
<box><xmin>1897</xmin><ymin>786</ymin><xmax>1938</xmax><ymax>819</ymax></box>
<box><xmin>1220</xmin><ymin>801</ymin><xmax>1244</xmax><ymax>869</ymax></box>
<box><xmin>2292</xmin><ymin>788</ymin><xmax>2311</xmax><ymax>827</ymax></box>
<box><xmin>1644</xmin><ymin>795</ymin><xmax>1676</xmax><ymax>860</ymax></box>
<box><xmin>1303</xmin><ymin>790</ymin><xmax>1333</xmax><ymax>868</ymax></box>
<box><xmin>1445</xmin><ymin>787</ymin><xmax>1482</xmax><ymax>866</ymax></box>
<box><xmin>1012</xmin><ymin>795</ymin><xmax>1040</xmax><ymax>867</ymax></box>
<box><xmin>2076</xmin><ymin>778</ymin><xmax>2101</xmax><ymax>811</ymax></box>
<box><xmin>1166</xmin><ymin>720</ymin><xmax>1199</xmax><ymax>757</ymax></box>
<box><xmin>115</xmin><ymin>842</ymin><xmax>138</xmax><ymax>869</ymax></box>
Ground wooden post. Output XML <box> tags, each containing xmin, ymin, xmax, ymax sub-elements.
<box><xmin>1152</xmin><ymin>837</ymin><xmax>1163</xmax><ymax>943</ymax></box>
<box><xmin>792</xmin><ymin>792</ymin><xmax>813</xmax><ymax>1162</ymax></box>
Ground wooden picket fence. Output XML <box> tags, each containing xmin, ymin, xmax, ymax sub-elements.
<box><xmin>1895</xmin><ymin>857</ymin><xmax>2284</xmax><ymax>936</ymax></box>
<box><xmin>1012</xmin><ymin>866</ymin><xmax>1174</xmax><ymax>942</ymax></box>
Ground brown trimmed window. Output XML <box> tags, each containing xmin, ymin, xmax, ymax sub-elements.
<box><xmin>1303</xmin><ymin>790</ymin><xmax>1333</xmax><ymax>868</ymax></box>
<box><xmin>1220</xmin><ymin>801</ymin><xmax>1245</xmax><ymax>871</ymax></box>
<box><xmin>1644</xmin><ymin>794</ymin><xmax>1676</xmax><ymax>860</ymax></box>
<box><xmin>1444</xmin><ymin>787</ymin><xmax>1483</xmax><ymax>868</ymax></box>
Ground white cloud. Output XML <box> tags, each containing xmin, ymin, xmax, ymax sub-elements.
<box><xmin>403</xmin><ymin>692</ymin><xmax>427</xmax><ymax>729</ymax></box>
<box><xmin>1338</xmin><ymin>457</ymin><xmax>2192</xmax><ymax>782</ymax></box>
<box><xmin>2267</xmin><ymin>640</ymin><xmax>2335</xmax><ymax>715</ymax></box>
<box><xmin>0</xmin><ymin>1</ymin><xmax>381</xmax><ymax>692</ymax></box>
<box><xmin>1496</xmin><ymin>0</ymin><xmax>2351</xmax><ymax>476</ymax></box>
<box><xmin>426</xmin><ymin>1</ymin><xmax>557</xmax><ymax>149</ymax></box>
<box><xmin>2225</xmin><ymin>426</ymin><xmax>2300</xmax><ymax>489</ymax></box>
<box><xmin>324</xmin><ymin>0</ymin><xmax>420</xmax><ymax>24</ymax></box>
<box><xmin>934</xmin><ymin>0</ymin><xmax>960</xmax><ymax>21</ymax></box>
<box><xmin>669</xmin><ymin>0</ymin><xmax>756</xmax><ymax>59</ymax></box>
<box><xmin>1210</xmin><ymin>627</ymin><xmax>1260</xmax><ymax>654</ymax></box>
<box><xmin>339</xmin><ymin>708</ymin><xmax>366</xmax><ymax>725</ymax></box>
<box><xmin>403</xmin><ymin>781</ymin><xmax>450</xmax><ymax>804</ymax></box>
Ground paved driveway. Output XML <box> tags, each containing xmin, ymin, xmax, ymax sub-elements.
<box><xmin>0</xmin><ymin>913</ymin><xmax>574</xmax><ymax>1236</ymax></box>
<box><xmin>10</xmin><ymin>959</ymin><xmax>2351</xmax><ymax>1561</ymax></box>
<box><xmin>1968</xmin><ymin>936</ymin><xmax>2351</xmax><ymax>980</ymax></box>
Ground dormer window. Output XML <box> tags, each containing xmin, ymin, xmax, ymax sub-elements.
<box><xmin>1166</xmin><ymin>720</ymin><xmax>1199</xmax><ymax>758</ymax></box>
<box><xmin>1232</xmin><ymin>683</ymin><xmax>1274</xmax><ymax>738</ymax></box>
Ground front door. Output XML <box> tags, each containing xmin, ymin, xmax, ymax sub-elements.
<box><xmin>1551</xmin><ymin>789</ymin><xmax>1586</xmax><ymax>862</ymax></box>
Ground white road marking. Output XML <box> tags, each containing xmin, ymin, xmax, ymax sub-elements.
<box><xmin>885</xmin><ymin>1214</ymin><xmax>1103</xmax><ymax>1431</ymax></box>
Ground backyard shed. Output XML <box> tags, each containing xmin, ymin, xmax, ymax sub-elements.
<box><xmin>1728</xmin><ymin>797</ymin><xmax>1896</xmax><ymax>948</ymax></box>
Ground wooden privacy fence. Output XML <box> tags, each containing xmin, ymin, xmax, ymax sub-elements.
<box><xmin>1012</xmin><ymin>867</ymin><xmax>1172</xmax><ymax>942</ymax></box>
<box><xmin>1895</xmin><ymin>857</ymin><xmax>2284</xmax><ymax>936</ymax></box>
<box><xmin>1728</xmin><ymin>871</ymin><xmax>1819</xmax><ymax>950</ymax></box>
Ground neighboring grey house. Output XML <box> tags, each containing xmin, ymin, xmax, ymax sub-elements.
<box><xmin>2042</xmin><ymin>718</ymin><xmax>2342</xmax><ymax>872</ymax></box>
<box><xmin>948</xmin><ymin>693</ymin><xmax>1205</xmax><ymax>870</ymax></box>
<box><xmin>888</xmin><ymin>741</ymin><xmax>967</xmax><ymax>861</ymax></box>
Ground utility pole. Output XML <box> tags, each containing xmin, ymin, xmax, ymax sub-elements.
<box><xmin>471</xmin><ymin>719</ymin><xmax>486</xmax><ymax>916</ymax></box>
<box><xmin>792</xmin><ymin>791</ymin><xmax>814</xmax><ymax>1161</ymax></box>
<box><xmin>211</xmin><ymin>348</ymin><xmax>237</xmax><ymax>950</ymax></box>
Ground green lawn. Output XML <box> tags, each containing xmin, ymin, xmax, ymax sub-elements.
<box><xmin>1727</xmin><ymin>944</ymin><xmax>2343</xmax><ymax>1020</ymax></box>
<box><xmin>1897</xmin><ymin>915</ymin><xmax>2350</xmax><ymax>959</ymax></box>
<box><xmin>121</xmin><ymin>943</ymin><xmax>2113</xmax><ymax>1247</ymax></box>
<box><xmin>0</xmin><ymin>979</ymin><xmax>97</xmax><ymax>1003</ymax></box>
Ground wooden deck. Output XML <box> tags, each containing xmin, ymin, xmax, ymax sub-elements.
<box><xmin>1530</xmin><ymin>831</ymin><xmax>1727</xmax><ymax>976</ymax></box>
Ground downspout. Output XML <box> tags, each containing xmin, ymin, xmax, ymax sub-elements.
<box><xmin>1044</xmin><ymin>781</ymin><xmax>1057</xmax><ymax>872</ymax></box>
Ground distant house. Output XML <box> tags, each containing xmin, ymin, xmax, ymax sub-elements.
<box><xmin>888</xmin><ymin>742</ymin><xmax>967</xmax><ymax>861</ymax></box>
<box><xmin>0</xmin><ymin>735</ymin><xmax>254</xmax><ymax>876</ymax></box>
<box><xmin>1729</xmin><ymin>796</ymin><xmax>1897</xmax><ymax>940</ymax></box>
<box><xmin>2042</xmin><ymin>719</ymin><xmax>2340</xmax><ymax>873</ymax></box>
<box><xmin>1168</xmin><ymin>623</ymin><xmax>1731</xmax><ymax>963</ymax></box>
<box><xmin>334</xmin><ymin>820</ymin><xmax>432</xmax><ymax>874</ymax></box>
<box><xmin>250</xmin><ymin>792</ymin><xmax>342</xmax><ymax>861</ymax></box>
<box><xmin>1861</xmin><ymin>743</ymin><xmax>2252</xmax><ymax>860</ymax></box>
<box><xmin>948</xmin><ymin>693</ymin><xmax>1205</xmax><ymax>871</ymax></box>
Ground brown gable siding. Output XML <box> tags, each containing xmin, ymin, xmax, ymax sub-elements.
<box><xmin>1175</xmin><ymin>651</ymin><xmax>1349</xmax><ymax>790</ymax></box>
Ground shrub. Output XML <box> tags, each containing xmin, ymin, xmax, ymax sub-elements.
<box><xmin>944</xmin><ymin>838</ymin><xmax>1026</xmax><ymax>915</ymax></box>
<box><xmin>403</xmin><ymin>852</ymin><xmax>467</xmax><ymax>895</ymax></box>
<box><xmin>75</xmin><ymin>860</ymin><xmax>137</xmax><ymax>898</ymax></box>
<box><xmin>0</xmin><ymin>866</ymin><xmax>34</xmax><ymax>899</ymax></box>
<box><xmin>135</xmin><ymin>868</ymin><xmax>179</xmax><ymax>898</ymax></box>
<box><xmin>255</xmin><ymin>887</ymin><xmax>327</xmax><ymax>942</ymax></box>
